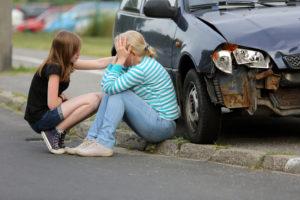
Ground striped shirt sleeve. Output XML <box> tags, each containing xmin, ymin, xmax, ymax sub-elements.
<box><xmin>102</xmin><ymin>64</ymin><xmax>144</xmax><ymax>95</ymax></box>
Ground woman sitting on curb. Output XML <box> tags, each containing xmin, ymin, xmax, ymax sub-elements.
<box><xmin>67</xmin><ymin>30</ymin><xmax>180</xmax><ymax>156</ymax></box>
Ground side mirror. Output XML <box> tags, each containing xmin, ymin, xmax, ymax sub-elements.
<box><xmin>144</xmin><ymin>0</ymin><xmax>177</xmax><ymax>19</ymax></box>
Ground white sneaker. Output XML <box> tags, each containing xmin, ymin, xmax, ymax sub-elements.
<box><xmin>76</xmin><ymin>142</ymin><xmax>113</xmax><ymax>157</ymax></box>
<box><xmin>65</xmin><ymin>139</ymin><xmax>95</xmax><ymax>155</ymax></box>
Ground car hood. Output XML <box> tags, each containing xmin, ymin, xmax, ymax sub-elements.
<box><xmin>195</xmin><ymin>6</ymin><xmax>300</xmax><ymax>69</ymax></box>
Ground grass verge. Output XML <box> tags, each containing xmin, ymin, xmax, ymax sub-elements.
<box><xmin>13</xmin><ymin>32</ymin><xmax>112</xmax><ymax>57</ymax></box>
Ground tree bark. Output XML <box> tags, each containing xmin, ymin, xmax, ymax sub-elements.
<box><xmin>0</xmin><ymin>0</ymin><xmax>12</xmax><ymax>71</ymax></box>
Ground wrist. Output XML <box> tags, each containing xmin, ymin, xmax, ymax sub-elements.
<box><xmin>116</xmin><ymin>58</ymin><xmax>126</xmax><ymax>66</ymax></box>
<box><xmin>58</xmin><ymin>95</ymin><xmax>63</xmax><ymax>102</ymax></box>
<box><xmin>59</xmin><ymin>94</ymin><xmax>66</xmax><ymax>102</ymax></box>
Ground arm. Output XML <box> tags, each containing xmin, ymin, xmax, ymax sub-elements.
<box><xmin>47</xmin><ymin>74</ymin><xmax>63</xmax><ymax>110</ymax></box>
<box><xmin>74</xmin><ymin>57</ymin><xmax>115</xmax><ymax>70</ymax></box>
<box><xmin>102</xmin><ymin>64</ymin><xmax>144</xmax><ymax>95</ymax></box>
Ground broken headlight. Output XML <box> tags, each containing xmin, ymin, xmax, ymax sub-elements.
<box><xmin>233</xmin><ymin>48</ymin><xmax>270</xmax><ymax>69</ymax></box>
<box><xmin>212</xmin><ymin>44</ymin><xmax>270</xmax><ymax>74</ymax></box>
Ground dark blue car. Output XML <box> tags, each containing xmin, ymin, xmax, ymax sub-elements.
<box><xmin>113</xmin><ymin>0</ymin><xmax>300</xmax><ymax>143</ymax></box>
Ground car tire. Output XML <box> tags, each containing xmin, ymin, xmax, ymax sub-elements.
<box><xmin>183</xmin><ymin>69</ymin><xmax>221</xmax><ymax>144</ymax></box>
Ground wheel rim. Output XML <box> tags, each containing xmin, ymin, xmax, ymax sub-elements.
<box><xmin>186</xmin><ymin>83</ymin><xmax>199</xmax><ymax>132</ymax></box>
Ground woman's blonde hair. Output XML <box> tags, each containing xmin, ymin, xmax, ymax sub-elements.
<box><xmin>38</xmin><ymin>30</ymin><xmax>81</xmax><ymax>82</ymax></box>
<box><xmin>116</xmin><ymin>30</ymin><xmax>156</xmax><ymax>58</ymax></box>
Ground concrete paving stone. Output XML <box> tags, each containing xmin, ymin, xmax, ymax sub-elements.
<box><xmin>156</xmin><ymin>140</ymin><xmax>180</xmax><ymax>156</ymax></box>
<box><xmin>284</xmin><ymin>157</ymin><xmax>300</xmax><ymax>174</ymax></box>
<box><xmin>262</xmin><ymin>155</ymin><xmax>296</xmax><ymax>172</ymax></box>
<box><xmin>115</xmin><ymin>130</ymin><xmax>147</xmax><ymax>151</ymax></box>
<box><xmin>211</xmin><ymin>148</ymin><xmax>265</xmax><ymax>168</ymax></box>
<box><xmin>0</xmin><ymin>90</ymin><xmax>26</xmax><ymax>112</ymax></box>
<box><xmin>11</xmin><ymin>96</ymin><xmax>26</xmax><ymax>111</ymax></box>
<box><xmin>0</xmin><ymin>90</ymin><xmax>14</xmax><ymax>104</ymax></box>
<box><xmin>179</xmin><ymin>143</ymin><xmax>217</xmax><ymax>161</ymax></box>
<box><xmin>73</xmin><ymin>121</ymin><xmax>92</xmax><ymax>139</ymax></box>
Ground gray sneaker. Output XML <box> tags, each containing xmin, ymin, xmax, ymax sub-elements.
<box><xmin>41</xmin><ymin>129</ymin><xmax>65</xmax><ymax>154</ymax></box>
<box><xmin>65</xmin><ymin>139</ymin><xmax>95</xmax><ymax>155</ymax></box>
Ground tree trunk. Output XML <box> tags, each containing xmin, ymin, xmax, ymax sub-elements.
<box><xmin>0</xmin><ymin>0</ymin><xmax>12</xmax><ymax>71</ymax></box>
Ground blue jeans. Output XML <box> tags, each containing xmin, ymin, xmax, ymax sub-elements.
<box><xmin>86</xmin><ymin>91</ymin><xmax>176</xmax><ymax>149</ymax></box>
<box><xmin>30</xmin><ymin>106</ymin><xmax>64</xmax><ymax>133</ymax></box>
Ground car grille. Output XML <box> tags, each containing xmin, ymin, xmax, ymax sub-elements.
<box><xmin>283</xmin><ymin>54</ymin><xmax>300</xmax><ymax>69</ymax></box>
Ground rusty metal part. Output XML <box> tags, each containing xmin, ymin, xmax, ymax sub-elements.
<box><xmin>218</xmin><ymin>69</ymin><xmax>251</xmax><ymax>108</ymax></box>
<box><xmin>265</xmin><ymin>74</ymin><xmax>281</xmax><ymax>90</ymax></box>
<box><xmin>258</xmin><ymin>99</ymin><xmax>300</xmax><ymax>116</ymax></box>
<box><xmin>269</xmin><ymin>88</ymin><xmax>300</xmax><ymax>110</ymax></box>
<box><xmin>255</xmin><ymin>69</ymin><xmax>274</xmax><ymax>80</ymax></box>
<box><xmin>255</xmin><ymin>69</ymin><xmax>281</xmax><ymax>90</ymax></box>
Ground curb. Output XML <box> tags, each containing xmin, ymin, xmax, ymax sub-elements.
<box><xmin>1</xmin><ymin>89</ymin><xmax>300</xmax><ymax>174</ymax></box>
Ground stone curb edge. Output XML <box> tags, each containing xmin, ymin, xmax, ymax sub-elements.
<box><xmin>1</xmin><ymin>89</ymin><xmax>300</xmax><ymax>174</ymax></box>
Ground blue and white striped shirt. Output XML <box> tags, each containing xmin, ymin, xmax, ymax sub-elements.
<box><xmin>101</xmin><ymin>56</ymin><xmax>180</xmax><ymax>120</ymax></box>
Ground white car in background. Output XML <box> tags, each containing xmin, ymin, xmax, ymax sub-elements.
<box><xmin>12</xmin><ymin>8</ymin><xmax>24</xmax><ymax>30</ymax></box>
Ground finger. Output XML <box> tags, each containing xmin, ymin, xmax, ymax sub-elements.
<box><xmin>118</xmin><ymin>36</ymin><xmax>123</xmax><ymax>49</ymax></box>
<box><xmin>123</xmin><ymin>37</ymin><xmax>128</xmax><ymax>48</ymax></box>
<box><xmin>114</xmin><ymin>36</ymin><xmax>119</xmax><ymax>49</ymax></box>
<box><xmin>121</xmin><ymin>36</ymin><xmax>126</xmax><ymax>48</ymax></box>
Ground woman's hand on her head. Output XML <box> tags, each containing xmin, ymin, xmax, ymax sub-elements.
<box><xmin>116</xmin><ymin>36</ymin><xmax>131</xmax><ymax>66</ymax></box>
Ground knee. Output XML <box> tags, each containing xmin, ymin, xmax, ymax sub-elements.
<box><xmin>87</xmin><ymin>93</ymin><xmax>101</xmax><ymax>110</ymax></box>
<box><xmin>111</xmin><ymin>90</ymin><xmax>135</xmax><ymax>100</ymax></box>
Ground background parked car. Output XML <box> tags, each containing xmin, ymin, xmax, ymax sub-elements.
<box><xmin>12</xmin><ymin>7</ymin><xmax>24</xmax><ymax>30</ymax></box>
<box><xmin>113</xmin><ymin>0</ymin><xmax>300</xmax><ymax>144</ymax></box>
<box><xmin>45</xmin><ymin>1</ymin><xmax>119</xmax><ymax>33</ymax></box>
<box><xmin>19</xmin><ymin>3</ymin><xmax>50</xmax><ymax>19</ymax></box>
<box><xmin>16</xmin><ymin>6</ymin><xmax>70</xmax><ymax>33</ymax></box>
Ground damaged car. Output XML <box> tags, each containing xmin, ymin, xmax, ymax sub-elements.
<box><xmin>113</xmin><ymin>0</ymin><xmax>300</xmax><ymax>143</ymax></box>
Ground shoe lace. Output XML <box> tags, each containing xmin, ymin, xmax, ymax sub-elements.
<box><xmin>53</xmin><ymin>132</ymin><xmax>61</xmax><ymax>149</ymax></box>
<box><xmin>78</xmin><ymin>139</ymin><xmax>94</xmax><ymax>148</ymax></box>
<box><xmin>59</xmin><ymin>133</ymin><xmax>66</xmax><ymax>148</ymax></box>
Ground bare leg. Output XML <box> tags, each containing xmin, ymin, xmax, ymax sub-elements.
<box><xmin>56</xmin><ymin>92</ymin><xmax>102</xmax><ymax>131</ymax></box>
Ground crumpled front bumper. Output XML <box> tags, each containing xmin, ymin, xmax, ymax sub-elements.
<box><xmin>209</xmin><ymin>67</ymin><xmax>300</xmax><ymax>116</ymax></box>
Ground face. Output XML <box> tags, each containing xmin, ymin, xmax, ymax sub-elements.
<box><xmin>71</xmin><ymin>50</ymin><xmax>80</xmax><ymax>63</ymax></box>
<box><xmin>124</xmin><ymin>53</ymin><xmax>135</xmax><ymax>67</ymax></box>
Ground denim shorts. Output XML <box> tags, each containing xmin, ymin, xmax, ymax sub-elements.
<box><xmin>30</xmin><ymin>106</ymin><xmax>64</xmax><ymax>133</ymax></box>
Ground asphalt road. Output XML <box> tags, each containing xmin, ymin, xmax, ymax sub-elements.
<box><xmin>0</xmin><ymin>107</ymin><xmax>300</xmax><ymax>200</ymax></box>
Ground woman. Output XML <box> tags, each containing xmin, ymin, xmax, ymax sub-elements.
<box><xmin>67</xmin><ymin>30</ymin><xmax>180</xmax><ymax>156</ymax></box>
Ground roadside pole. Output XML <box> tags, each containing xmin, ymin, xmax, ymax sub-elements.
<box><xmin>0</xmin><ymin>0</ymin><xmax>12</xmax><ymax>71</ymax></box>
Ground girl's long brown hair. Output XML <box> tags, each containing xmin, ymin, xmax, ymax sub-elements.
<box><xmin>38</xmin><ymin>30</ymin><xmax>81</xmax><ymax>82</ymax></box>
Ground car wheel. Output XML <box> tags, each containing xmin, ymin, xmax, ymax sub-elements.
<box><xmin>183</xmin><ymin>69</ymin><xmax>221</xmax><ymax>143</ymax></box>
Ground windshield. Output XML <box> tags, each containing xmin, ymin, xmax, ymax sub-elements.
<box><xmin>189</xmin><ymin>0</ymin><xmax>300</xmax><ymax>8</ymax></box>
<box><xmin>189</xmin><ymin>0</ymin><xmax>255</xmax><ymax>7</ymax></box>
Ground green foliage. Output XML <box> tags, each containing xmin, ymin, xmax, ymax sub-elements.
<box><xmin>82</xmin><ymin>13</ymin><xmax>116</xmax><ymax>37</ymax></box>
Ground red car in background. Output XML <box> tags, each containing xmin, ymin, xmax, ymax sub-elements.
<box><xmin>16</xmin><ymin>6</ymin><xmax>71</xmax><ymax>32</ymax></box>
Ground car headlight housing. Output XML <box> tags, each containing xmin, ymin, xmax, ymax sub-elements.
<box><xmin>212</xmin><ymin>45</ymin><xmax>270</xmax><ymax>74</ymax></box>
<box><xmin>233</xmin><ymin>48</ymin><xmax>269</xmax><ymax>69</ymax></box>
<box><xmin>212</xmin><ymin>50</ymin><xmax>233</xmax><ymax>74</ymax></box>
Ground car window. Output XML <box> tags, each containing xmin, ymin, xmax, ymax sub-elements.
<box><xmin>144</xmin><ymin>0</ymin><xmax>177</xmax><ymax>7</ymax></box>
<box><xmin>120</xmin><ymin>0</ymin><xmax>143</xmax><ymax>12</ymax></box>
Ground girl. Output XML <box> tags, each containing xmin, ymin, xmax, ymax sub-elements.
<box><xmin>67</xmin><ymin>30</ymin><xmax>180</xmax><ymax>157</ymax></box>
<box><xmin>24</xmin><ymin>30</ymin><xmax>114</xmax><ymax>154</ymax></box>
